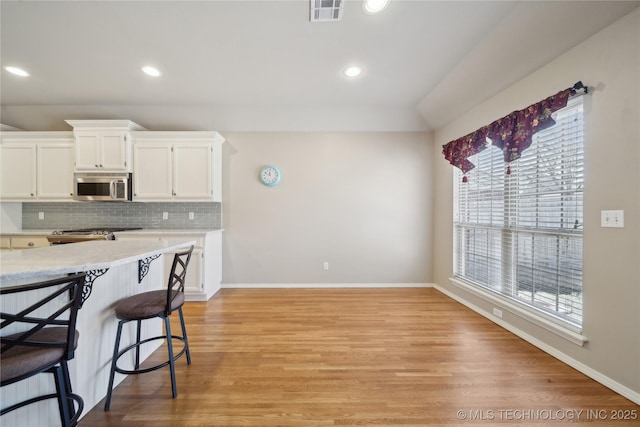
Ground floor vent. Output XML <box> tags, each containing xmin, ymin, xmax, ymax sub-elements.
<box><xmin>310</xmin><ymin>0</ymin><xmax>344</xmax><ymax>22</ymax></box>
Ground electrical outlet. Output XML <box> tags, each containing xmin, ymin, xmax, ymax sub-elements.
<box><xmin>189</xmin><ymin>212</ymin><xmax>194</xmax><ymax>220</ymax></box>
<box><xmin>162</xmin><ymin>212</ymin><xmax>168</xmax><ymax>220</ymax></box>
<box><xmin>323</xmin><ymin>262</ymin><xmax>329</xmax><ymax>271</ymax></box>
<box><xmin>492</xmin><ymin>308</ymin><xmax>503</xmax><ymax>318</ymax></box>
<box><xmin>601</xmin><ymin>210</ymin><xmax>624</xmax><ymax>228</ymax></box>
<box><xmin>38</xmin><ymin>212</ymin><xmax>45</xmax><ymax>220</ymax></box>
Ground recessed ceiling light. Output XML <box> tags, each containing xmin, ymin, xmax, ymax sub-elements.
<box><xmin>4</xmin><ymin>66</ymin><xmax>30</xmax><ymax>77</ymax></box>
<box><xmin>141</xmin><ymin>65</ymin><xmax>161</xmax><ymax>77</ymax></box>
<box><xmin>363</xmin><ymin>0</ymin><xmax>390</xmax><ymax>15</ymax></box>
<box><xmin>343</xmin><ymin>65</ymin><xmax>363</xmax><ymax>78</ymax></box>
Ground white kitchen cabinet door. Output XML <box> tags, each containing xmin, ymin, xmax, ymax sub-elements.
<box><xmin>0</xmin><ymin>144</ymin><xmax>37</xmax><ymax>199</ymax></box>
<box><xmin>75</xmin><ymin>131</ymin><xmax>128</xmax><ymax>171</ymax></box>
<box><xmin>100</xmin><ymin>131</ymin><xmax>129</xmax><ymax>170</ymax></box>
<box><xmin>163</xmin><ymin>248</ymin><xmax>203</xmax><ymax>294</ymax></box>
<box><xmin>172</xmin><ymin>144</ymin><xmax>213</xmax><ymax>200</ymax></box>
<box><xmin>133</xmin><ymin>144</ymin><xmax>173</xmax><ymax>200</ymax></box>
<box><xmin>37</xmin><ymin>144</ymin><xmax>75</xmax><ymax>199</ymax></box>
<box><xmin>74</xmin><ymin>132</ymin><xmax>101</xmax><ymax>170</ymax></box>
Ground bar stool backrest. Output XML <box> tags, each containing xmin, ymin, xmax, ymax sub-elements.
<box><xmin>1</xmin><ymin>272</ymin><xmax>87</xmax><ymax>383</ymax></box>
<box><xmin>165</xmin><ymin>246</ymin><xmax>193</xmax><ymax>316</ymax></box>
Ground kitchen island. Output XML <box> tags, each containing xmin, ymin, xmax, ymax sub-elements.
<box><xmin>0</xmin><ymin>239</ymin><xmax>195</xmax><ymax>426</ymax></box>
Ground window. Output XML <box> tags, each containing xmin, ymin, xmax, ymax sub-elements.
<box><xmin>454</xmin><ymin>96</ymin><xmax>584</xmax><ymax>329</ymax></box>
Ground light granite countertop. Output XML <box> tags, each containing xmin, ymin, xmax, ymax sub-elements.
<box><xmin>114</xmin><ymin>229</ymin><xmax>223</xmax><ymax>235</ymax></box>
<box><xmin>0</xmin><ymin>239</ymin><xmax>195</xmax><ymax>283</ymax></box>
<box><xmin>1</xmin><ymin>229</ymin><xmax>57</xmax><ymax>236</ymax></box>
<box><xmin>2</xmin><ymin>229</ymin><xmax>222</xmax><ymax>236</ymax></box>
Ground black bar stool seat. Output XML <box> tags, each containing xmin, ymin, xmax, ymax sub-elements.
<box><xmin>115</xmin><ymin>289</ymin><xmax>184</xmax><ymax>321</ymax></box>
<box><xmin>104</xmin><ymin>246</ymin><xmax>193</xmax><ymax>411</ymax></box>
<box><xmin>1</xmin><ymin>328</ymin><xmax>79</xmax><ymax>382</ymax></box>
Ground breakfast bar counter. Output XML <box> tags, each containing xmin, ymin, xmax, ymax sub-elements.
<box><xmin>0</xmin><ymin>239</ymin><xmax>195</xmax><ymax>426</ymax></box>
<box><xmin>0</xmin><ymin>239</ymin><xmax>196</xmax><ymax>283</ymax></box>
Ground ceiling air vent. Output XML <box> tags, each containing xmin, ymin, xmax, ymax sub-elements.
<box><xmin>310</xmin><ymin>0</ymin><xmax>344</xmax><ymax>22</ymax></box>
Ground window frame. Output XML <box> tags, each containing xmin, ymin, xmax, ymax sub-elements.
<box><xmin>451</xmin><ymin>96</ymin><xmax>587</xmax><ymax>346</ymax></box>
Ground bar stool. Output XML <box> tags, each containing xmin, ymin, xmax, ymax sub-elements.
<box><xmin>1</xmin><ymin>272</ymin><xmax>87</xmax><ymax>427</ymax></box>
<box><xmin>104</xmin><ymin>246</ymin><xmax>193</xmax><ymax>410</ymax></box>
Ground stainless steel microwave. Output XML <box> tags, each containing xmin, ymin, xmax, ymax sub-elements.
<box><xmin>74</xmin><ymin>173</ymin><xmax>132</xmax><ymax>201</ymax></box>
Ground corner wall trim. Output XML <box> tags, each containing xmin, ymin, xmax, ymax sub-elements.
<box><xmin>432</xmin><ymin>283</ymin><xmax>640</xmax><ymax>405</ymax></box>
<box><xmin>222</xmin><ymin>283</ymin><xmax>433</xmax><ymax>289</ymax></box>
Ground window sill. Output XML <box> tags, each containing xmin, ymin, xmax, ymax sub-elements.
<box><xmin>448</xmin><ymin>277</ymin><xmax>588</xmax><ymax>347</ymax></box>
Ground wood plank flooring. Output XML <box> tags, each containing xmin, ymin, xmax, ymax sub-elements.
<box><xmin>80</xmin><ymin>288</ymin><xmax>639</xmax><ymax>426</ymax></box>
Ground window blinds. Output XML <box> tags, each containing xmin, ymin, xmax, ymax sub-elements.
<box><xmin>454</xmin><ymin>96</ymin><xmax>584</xmax><ymax>328</ymax></box>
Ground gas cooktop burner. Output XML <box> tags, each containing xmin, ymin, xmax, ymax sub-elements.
<box><xmin>47</xmin><ymin>227</ymin><xmax>142</xmax><ymax>244</ymax></box>
<box><xmin>51</xmin><ymin>227</ymin><xmax>143</xmax><ymax>235</ymax></box>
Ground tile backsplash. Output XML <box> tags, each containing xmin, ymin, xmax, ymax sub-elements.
<box><xmin>22</xmin><ymin>202</ymin><xmax>221</xmax><ymax>230</ymax></box>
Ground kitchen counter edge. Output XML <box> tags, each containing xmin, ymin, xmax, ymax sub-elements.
<box><xmin>1</xmin><ymin>228</ymin><xmax>223</xmax><ymax>236</ymax></box>
<box><xmin>0</xmin><ymin>239</ymin><xmax>196</xmax><ymax>283</ymax></box>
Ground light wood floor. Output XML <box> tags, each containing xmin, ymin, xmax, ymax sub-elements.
<box><xmin>81</xmin><ymin>288</ymin><xmax>638</xmax><ymax>426</ymax></box>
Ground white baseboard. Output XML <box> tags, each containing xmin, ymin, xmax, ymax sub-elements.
<box><xmin>433</xmin><ymin>283</ymin><xmax>640</xmax><ymax>405</ymax></box>
<box><xmin>222</xmin><ymin>283</ymin><xmax>433</xmax><ymax>289</ymax></box>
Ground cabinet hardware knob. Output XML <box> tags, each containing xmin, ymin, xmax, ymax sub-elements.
<box><xmin>28</xmin><ymin>242</ymin><xmax>34</xmax><ymax>247</ymax></box>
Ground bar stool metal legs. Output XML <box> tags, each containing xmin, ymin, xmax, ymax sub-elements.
<box><xmin>104</xmin><ymin>306</ymin><xmax>192</xmax><ymax>410</ymax></box>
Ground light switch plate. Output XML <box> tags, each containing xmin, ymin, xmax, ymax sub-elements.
<box><xmin>601</xmin><ymin>210</ymin><xmax>624</xmax><ymax>228</ymax></box>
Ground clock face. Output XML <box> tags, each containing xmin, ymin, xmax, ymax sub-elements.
<box><xmin>260</xmin><ymin>165</ymin><xmax>281</xmax><ymax>186</ymax></box>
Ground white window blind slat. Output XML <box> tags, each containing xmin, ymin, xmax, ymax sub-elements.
<box><xmin>454</xmin><ymin>96</ymin><xmax>584</xmax><ymax>328</ymax></box>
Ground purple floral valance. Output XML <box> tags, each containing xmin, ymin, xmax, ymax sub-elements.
<box><xmin>441</xmin><ymin>127</ymin><xmax>489</xmax><ymax>174</ymax></box>
<box><xmin>442</xmin><ymin>83</ymin><xmax>585</xmax><ymax>177</ymax></box>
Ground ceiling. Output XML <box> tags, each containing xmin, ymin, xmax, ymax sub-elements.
<box><xmin>1</xmin><ymin>0</ymin><xmax>638</xmax><ymax>132</ymax></box>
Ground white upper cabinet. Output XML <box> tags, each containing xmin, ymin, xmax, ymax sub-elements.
<box><xmin>0</xmin><ymin>143</ymin><xmax>37</xmax><ymax>199</ymax></box>
<box><xmin>66</xmin><ymin>120</ymin><xmax>146</xmax><ymax>172</ymax></box>
<box><xmin>0</xmin><ymin>123</ymin><xmax>225</xmax><ymax>203</ymax></box>
<box><xmin>132</xmin><ymin>131</ymin><xmax>224</xmax><ymax>202</ymax></box>
<box><xmin>37</xmin><ymin>143</ymin><xmax>75</xmax><ymax>199</ymax></box>
<box><xmin>74</xmin><ymin>131</ymin><xmax>128</xmax><ymax>171</ymax></box>
<box><xmin>133</xmin><ymin>143</ymin><xmax>173</xmax><ymax>199</ymax></box>
<box><xmin>173</xmin><ymin>144</ymin><xmax>213</xmax><ymax>200</ymax></box>
<box><xmin>0</xmin><ymin>132</ymin><xmax>75</xmax><ymax>201</ymax></box>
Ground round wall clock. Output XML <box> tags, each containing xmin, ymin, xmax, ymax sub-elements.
<box><xmin>259</xmin><ymin>165</ymin><xmax>281</xmax><ymax>186</ymax></box>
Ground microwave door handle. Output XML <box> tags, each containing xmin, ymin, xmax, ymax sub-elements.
<box><xmin>110</xmin><ymin>180</ymin><xmax>116</xmax><ymax>199</ymax></box>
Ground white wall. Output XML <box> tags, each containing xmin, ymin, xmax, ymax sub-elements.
<box><xmin>221</xmin><ymin>132</ymin><xmax>433</xmax><ymax>285</ymax></box>
<box><xmin>432</xmin><ymin>9</ymin><xmax>640</xmax><ymax>401</ymax></box>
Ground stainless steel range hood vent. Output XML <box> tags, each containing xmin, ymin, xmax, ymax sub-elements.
<box><xmin>310</xmin><ymin>0</ymin><xmax>344</xmax><ymax>22</ymax></box>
